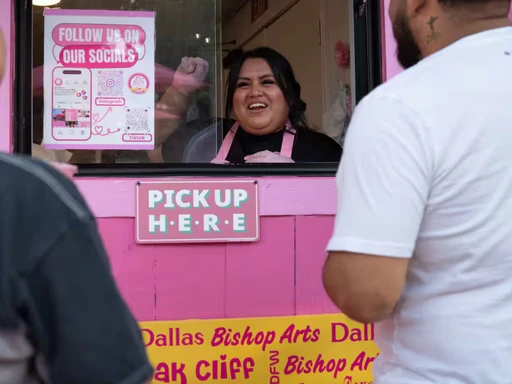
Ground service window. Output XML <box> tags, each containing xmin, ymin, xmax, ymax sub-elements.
<box><xmin>15</xmin><ymin>0</ymin><xmax>381</xmax><ymax>175</ymax></box>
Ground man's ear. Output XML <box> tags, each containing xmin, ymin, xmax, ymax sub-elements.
<box><xmin>407</xmin><ymin>0</ymin><xmax>429</xmax><ymax>16</ymax></box>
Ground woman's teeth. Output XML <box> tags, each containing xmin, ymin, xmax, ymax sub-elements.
<box><xmin>249</xmin><ymin>103</ymin><xmax>268</xmax><ymax>110</ymax></box>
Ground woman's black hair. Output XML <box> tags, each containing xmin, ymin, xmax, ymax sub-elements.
<box><xmin>225</xmin><ymin>47</ymin><xmax>309</xmax><ymax>131</ymax></box>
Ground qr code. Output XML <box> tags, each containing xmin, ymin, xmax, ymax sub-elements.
<box><xmin>125</xmin><ymin>107</ymin><xmax>150</xmax><ymax>132</ymax></box>
<box><xmin>97</xmin><ymin>70</ymin><xmax>123</xmax><ymax>97</ymax></box>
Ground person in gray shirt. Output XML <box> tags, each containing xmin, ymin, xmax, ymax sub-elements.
<box><xmin>0</xmin><ymin>23</ymin><xmax>152</xmax><ymax>383</ymax></box>
<box><xmin>0</xmin><ymin>153</ymin><xmax>153</xmax><ymax>384</ymax></box>
<box><xmin>0</xmin><ymin>153</ymin><xmax>154</xmax><ymax>383</ymax></box>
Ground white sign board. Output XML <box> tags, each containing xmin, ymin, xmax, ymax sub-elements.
<box><xmin>43</xmin><ymin>9</ymin><xmax>155</xmax><ymax>150</ymax></box>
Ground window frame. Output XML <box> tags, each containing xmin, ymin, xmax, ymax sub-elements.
<box><xmin>14</xmin><ymin>0</ymin><xmax>382</xmax><ymax>177</ymax></box>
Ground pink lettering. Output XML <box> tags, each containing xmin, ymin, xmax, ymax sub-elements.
<box><xmin>141</xmin><ymin>328</ymin><xmax>153</xmax><ymax>346</ymax></box>
<box><xmin>154</xmin><ymin>362</ymin><xmax>187</xmax><ymax>383</ymax></box>
<box><xmin>269</xmin><ymin>350</ymin><xmax>280</xmax><ymax>383</ymax></box>
<box><xmin>283</xmin><ymin>354</ymin><xmax>347</xmax><ymax>379</ymax></box>
<box><xmin>343</xmin><ymin>376</ymin><xmax>374</xmax><ymax>384</ymax></box>
<box><xmin>195</xmin><ymin>355</ymin><xmax>254</xmax><ymax>381</ymax></box>
<box><xmin>210</xmin><ymin>326</ymin><xmax>276</xmax><ymax>352</ymax></box>
<box><xmin>350</xmin><ymin>351</ymin><xmax>378</xmax><ymax>371</ymax></box>
<box><xmin>332</xmin><ymin>322</ymin><xmax>374</xmax><ymax>342</ymax></box>
<box><xmin>279</xmin><ymin>324</ymin><xmax>320</xmax><ymax>344</ymax></box>
<box><xmin>95</xmin><ymin>97</ymin><xmax>125</xmax><ymax>106</ymax></box>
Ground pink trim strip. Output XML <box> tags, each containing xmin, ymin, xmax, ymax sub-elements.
<box><xmin>380</xmin><ymin>0</ymin><xmax>388</xmax><ymax>81</ymax></box>
<box><xmin>44</xmin><ymin>144</ymin><xmax>154</xmax><ymax>150</ymax></box>
<box><xmin>75</xmin><ymin>177</ymin><xmax>338</xmax><ymax>218</ymax></box>
<box><xmin>43</xmin><ymin>9</ymin><xmax>155</xmax><ymax>18</ymax></box>
<box><xmin>0</xmin><ymin>1</ymin><xmax>13</xmax><ymax>152</ymax></box>
<box><xmin>382</xmin><ymin>0</ymin><xmax>402</xmax><ymax>80</ymax></box>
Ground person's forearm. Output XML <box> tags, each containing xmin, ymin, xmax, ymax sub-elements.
<box><xmin>147</xmin><ymin>145</ymin><xmax>164</xmax><ymax>163</ymax></box>
<box><xmin>154</xmin><ymin>85</ymin><xmax>190</xmax><ymax>147</ymax></box>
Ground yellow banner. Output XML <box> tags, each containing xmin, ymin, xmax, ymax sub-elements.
<box><xmin>140</xmin><ymin>314</ymin><xmax>379</xmax><ymax>383</ymax></box>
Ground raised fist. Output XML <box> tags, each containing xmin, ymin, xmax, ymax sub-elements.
<box><xmin>173</xmin><ymin>57</ymin><xmax>209</xmax><ymax>96</ymax></box>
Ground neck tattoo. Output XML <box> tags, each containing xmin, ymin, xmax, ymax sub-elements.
<box><xmin>427</xmin><ymin>16</ymin><xmax>440</xmax><ymax>43</ymax></box>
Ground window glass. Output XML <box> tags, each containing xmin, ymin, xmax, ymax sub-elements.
<box><xmin>31</xmin><ymin>0</ymin><xmax>359</xmax><ymax>166</ymax></box>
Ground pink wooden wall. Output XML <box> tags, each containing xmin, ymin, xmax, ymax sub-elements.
<box><xmin>99</xmin><ymin>216</ymin><xmax>339</xmax><ymax>321</ymax></box>
<box><xmin>75</xmin><ymin>176</ymin><xmax>342</xmax><ymax>321</ymax></box>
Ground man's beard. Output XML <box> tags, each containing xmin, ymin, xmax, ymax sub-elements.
<box><xmin>392</xmin><ymin>12</ymin><xmax>423</xmax><ymax>69</ymax></box>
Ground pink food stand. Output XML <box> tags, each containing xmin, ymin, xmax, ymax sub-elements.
<box><xmin>0</xmin><ymin>0</ymin><xmax>400</xmax><ymax>322</ymax></box>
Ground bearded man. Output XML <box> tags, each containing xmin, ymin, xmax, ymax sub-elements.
<box><xmin>323</xmin><ymin>1</ymin><xmax>512</xmax><ymax>383</ymax></box>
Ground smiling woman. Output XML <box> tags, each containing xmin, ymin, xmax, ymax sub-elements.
<box><xmin>161</xmin><ymin>47</ymin><xmax>343</xmax><ymax>164</ymax></box>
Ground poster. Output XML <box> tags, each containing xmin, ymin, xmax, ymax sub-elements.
<box><xmin>43</xmin><ymin>9</ymin><xmax>155</xmax><ymax>150</ymax></box>
<box><xmin>141</xmin><ymin>314</ymin><xmax>379</xmax><ymax>384</ymax></box>
<box><xmin>136</xmin><ymin>180</ymin><xmax>260</xmax><ymax>244</ymax></box>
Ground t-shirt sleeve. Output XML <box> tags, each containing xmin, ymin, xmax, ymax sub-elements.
<box><xmin>21</xmin><ymin>217</ymin><xmax>153</xmax><ymax>384</ymax></box>
<box><xmin>326</xmin><ymin>95</ymin><xmax>433</xmax><ymax>258</ymax></box>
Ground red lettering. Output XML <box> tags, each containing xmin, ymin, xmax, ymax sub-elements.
<box><xmin>141</xmin><ymin>328</ymin><xmax>154</xmax><ymax>346</ymax></box>
<box><xmin>210</xmin><ymin>327</ymin><xmax>275</xmax><ymax>351</ymax></box>
<box><xmin>283</xmin><ymin>354</ymin><xmax>347</xmax><ymax>378</ymax></box>
<box><xmin>195</xmin><ymin>356</ymin><xmax>254</xmax><ymax>381</ymax></box>
<box><xmin>154</xmin><ymin>362</ymin><xmax>187</xmax><ymax>383</ymax></box>
<box><xmin>279</xmin><ymin>324</ymin><xmax>321</xmax><ymax>344</ymax></box>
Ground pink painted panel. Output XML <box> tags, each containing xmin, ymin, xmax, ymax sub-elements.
<box><xmin>97</xmin><ymin>218</ymin><xmax>226</xmax><ymax>321</ymax></box>
<box><xmin>382</xmin><ymin>0</ymin><xmax>512</xmax><ymax>81</ymax></box>
<box><xmin>382</xmin><ymin>0</ymin><xmax>401</xmax><ymax>81</ymax></box>
<box><xmin>97</xmin><ymin>218</ymin><xmax>156</xmax><ymax>321</ymax></box>
<box><xmin>0</xmin><ymin>0</ymin><xmax>12</xmax><ymax>152</ymax></box>
<box><xmin>76</xmin><ymin>177</ymin><xmax>337</xmax><ymax>218</ymax></box>
<box><xmin>225</xmin><ymin>216</ymin><xmax>295</xmax><ymax>318</ymax></box>
<box><xmin>295</xmin><ymin>216</ymin><xmax>339</xmax><ymax>315</ymax></box>
<box><xmin>153</xmin><ymin>243</ymin><xmax>226</xmax><ymax>321</ymax></box>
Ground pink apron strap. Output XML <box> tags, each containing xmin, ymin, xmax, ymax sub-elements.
<box><xmin>211</xmin><ymin>120</ymin><xmax>296</xmax><ymax>163</ymax></box>
<box><xmin>211</xmin><ymin>122</ymin><xmax>239</xmax><ymax>163</ymax></box>
<box><xmin>280</xmin><ymin>120</ymin><xmax>295</xmax><ymax>159</ymax></box>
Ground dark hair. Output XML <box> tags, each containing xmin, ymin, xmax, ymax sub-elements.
<box><xmin>225</xmin><ymin>47</ymin><xmax>309</xmax><ymax>131</ymax></box>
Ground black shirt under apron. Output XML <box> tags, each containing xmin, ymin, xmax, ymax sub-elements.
<box><xmin>224</xmin><ymin>123</ymin><xmax>342</xmax><ymax>164</ymax></box>
<box><xmin>161</xmin><ymin>117</ymin><xmax>342</xmax><ymax>163</ymax></box>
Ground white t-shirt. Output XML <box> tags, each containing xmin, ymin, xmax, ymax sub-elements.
<box><xmin>327</xmin><ymin>26</ymin><xmax>512</xmax><ymax>384</ymax></box>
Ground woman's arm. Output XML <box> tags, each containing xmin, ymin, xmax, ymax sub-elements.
<box><xmin>154</xmin><ymin>85</ymin><xmax>191</xmax><ymax>147</ymax></box>
<box><xmin>149</xmin><ymin>57</ymin><xmax>209</xmax><ymax>162</ymax></box>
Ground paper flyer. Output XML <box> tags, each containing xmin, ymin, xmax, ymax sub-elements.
<box><xmin>43</xmin><ymin>9</ymin><xmax>155</xmax><ymax>150</ymax></box>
